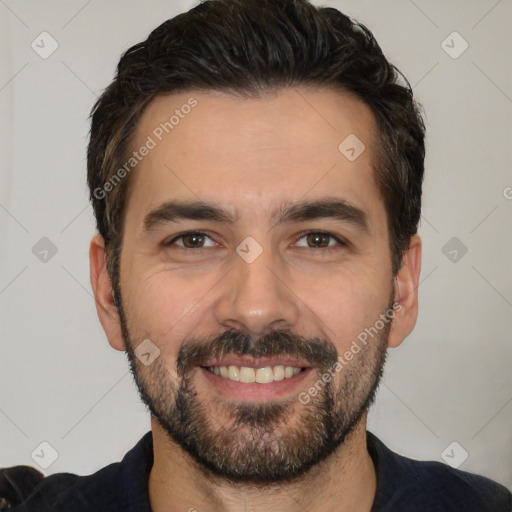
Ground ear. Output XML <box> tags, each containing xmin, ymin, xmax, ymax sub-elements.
<box><xmin>387</xmin><ymin>234</ymin><xmax>422</xmax><ymax>348</ymax></box>
<box><xmin>89</xmin><ymin>234</ymin><xmax>125</xmax><ymax>351</ymax></box>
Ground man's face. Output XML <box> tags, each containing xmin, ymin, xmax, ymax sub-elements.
<box><xmin>107</xmin><ymin>87</ymin><xmax>400</xmax><ymax>483</ymax></box>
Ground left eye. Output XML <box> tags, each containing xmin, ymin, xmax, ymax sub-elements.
<box><xmin>295</xmin><ymin>231</ymin><xmax>343</xmax><ymax>249</ymax></box>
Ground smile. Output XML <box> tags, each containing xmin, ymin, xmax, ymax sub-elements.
<box><xmin>205</xmin><ymin>365</ymin><xmax>304</xmax><ymax>383</ymax></box>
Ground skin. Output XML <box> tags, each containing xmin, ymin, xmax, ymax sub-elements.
<box><xmin>90</xmin><ymin>87</ymin><xmax>422</xmax><ymax>512</ymax></box>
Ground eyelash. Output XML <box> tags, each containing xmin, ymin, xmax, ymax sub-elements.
<box><xmin>164</xmin><ymin>230</ymin><xmax>347</xmax><ymax>253</ymax></box>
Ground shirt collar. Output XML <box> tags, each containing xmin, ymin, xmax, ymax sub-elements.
<box><xmin>118</xmin><ymin>431</ymin><xmax>154</xmax><ymax>512</ymax></box>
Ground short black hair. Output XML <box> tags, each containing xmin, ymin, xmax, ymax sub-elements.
<box><xmin>87</xmin><ymin>0</ymin><xmax>425</xmax><ymax>299</ymax></box>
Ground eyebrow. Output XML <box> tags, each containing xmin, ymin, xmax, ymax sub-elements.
<box><xmin>143</xmin><ymin>197</ymin><xmax>370</xmax><ymax>235</ymax></box>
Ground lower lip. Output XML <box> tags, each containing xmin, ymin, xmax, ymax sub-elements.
<box><xmin>199</xmin><ymin>367</ymin><xmax>314</xmax><ymax>401</ymax></box>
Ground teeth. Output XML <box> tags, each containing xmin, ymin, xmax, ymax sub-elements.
<box><xmin>228</xmin><ymin>365</ymin><xmax>240</xmax><ymax>381</ymax></box>
<box><xmin>240</xmin><ymin>366</ymin><xmax>256</xmax><ymax>383</ymax></box>
<box><xmin>207</xmin><ymin>364</ymin><xmax>303</xmax><ymax>383</ymax></box>
<box><xmin>273</xmin><ymin>365</ymin><xmax>285</xmax><ymax>381</ymax></box>
<box><xmin>255</xmin><ymin>367</ymin><xmax>273</xmax><ymax>384</ymax></box>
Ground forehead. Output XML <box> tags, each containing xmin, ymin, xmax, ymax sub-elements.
<box><xmin>125</xmin><ymin>87</ymin><xmax>384</xmax><ymax>230</ymax></box>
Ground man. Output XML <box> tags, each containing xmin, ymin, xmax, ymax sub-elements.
<box><xmin>11</xmin><ymin>0</ymin><xmax>511</xmax><ymax>510</ymax></box>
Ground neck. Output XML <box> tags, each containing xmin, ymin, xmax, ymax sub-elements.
<box><xmin>148</xmin><ymin>414</ymin><xmax>377</xmax><ymax>512</ymax></box>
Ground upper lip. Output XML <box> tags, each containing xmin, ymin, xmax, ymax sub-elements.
<box><xmin>201</xmin><ymin>356</ymin><xmax>311</xmax><ymax>369</ymax></box>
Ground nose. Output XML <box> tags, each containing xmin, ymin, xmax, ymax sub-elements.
<box><xmin>213</xmin><ymin>242</ymin><xmax>301</xmax><ymax>336</ymax></box>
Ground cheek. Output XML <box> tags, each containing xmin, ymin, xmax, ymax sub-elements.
<box><xmin>121</xmin><ymin>263</ymin><xmax>217</xmax><ymax>344</ymax></box>
<box><xmin>297</xmin><ymin>263</ymin><xmax>390</xmax><ymax>343</ymax></box>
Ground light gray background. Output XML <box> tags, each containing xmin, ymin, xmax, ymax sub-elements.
<box><xmin>1</xmin><ymin>0</ymin><xmax>511</xmax><ymax>489</ymax></box>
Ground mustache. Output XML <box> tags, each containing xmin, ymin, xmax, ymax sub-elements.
<box><xmin>176</xmin><ymin>328</ymin><xmax>338</xmax><ymax>375</ymax></box>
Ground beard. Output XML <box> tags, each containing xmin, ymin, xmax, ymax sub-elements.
<box><xmin>117</xmin><ymin>293</ymin><xmax>392</xmax><ymax>485</ymax></box>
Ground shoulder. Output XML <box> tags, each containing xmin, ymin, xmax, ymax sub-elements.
<box><xmin>393</xmin><ymin>457</ymin><xmax>511</xmax><ymax>510</ymax></box>
<box><xmin>10</xmin><ymin>462</ymin><xmax>121</xmax><ymax>512</ymax></box>
<box><xmin>10</xmin><ymin>431</ymin><xmax>154</xmax><ymax>512</ymax></box>
<box><xmin>367</xmin><ymin>431</ymin><xmax>512</xmax><ymax>512</ymax></box>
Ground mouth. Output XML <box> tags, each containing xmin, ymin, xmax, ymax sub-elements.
<box><xmin>199</xmin><ymin>357</ymin><xmax>314</xmax><ymax>401</ymax></box>
<box><xmin>203</xmin><ymin>364</ymin><xmax>305</xmax><ymax>383</ymax></box>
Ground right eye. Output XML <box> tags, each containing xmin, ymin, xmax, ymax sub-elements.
<box><xmin>165</xmin><ymin>231</ymin><xmax>217</xmax><ymax>249</ymax></box>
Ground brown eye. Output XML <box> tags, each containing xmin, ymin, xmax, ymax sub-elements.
<box><xmin>181</xmin><ymin>233</ymin><xmax>205</xmax><ymax>248</ymax></box>
<box><xmin>166</xmin><ymin>231</ymin><xmax>216</xmax><ymax>249</ymax></box>
<box><xmin>306</xmin><ymin>232</ymin><xmax>331</xmax><ymax>248</ymax></box>
<box><xmin>295</xmin><ymin>231</ymin><xmax>343</xmax><ymax>249</ymax></box>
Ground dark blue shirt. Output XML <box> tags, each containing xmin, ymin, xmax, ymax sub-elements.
<box><xmin>10</xmin><ymin>431</ymin><xmax>512</xmax><ymax>511</ymax></box>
